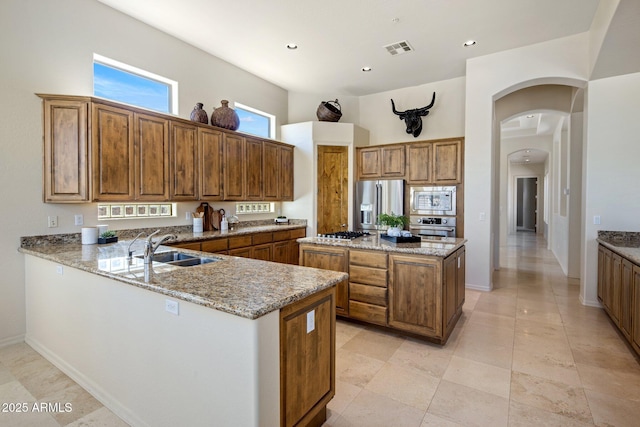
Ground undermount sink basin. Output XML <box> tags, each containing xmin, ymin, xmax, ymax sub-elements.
<box><xmin>135</xmin><ymin>251</ymin><xmax>219</xmax><ymax>267</ymax></box>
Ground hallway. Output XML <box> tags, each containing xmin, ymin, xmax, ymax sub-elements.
<box><xmin>326</xmin><ymin>233</ymin><xmax>640</xmax><ymax>426</ymax></box>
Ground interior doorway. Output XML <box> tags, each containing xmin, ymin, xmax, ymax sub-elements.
<box><xmin>316</xmin><ymin>145</ymin><xmax>348</xmax><ymax>235</ymax></box>
<box><xmin>516</xmin><ymin>177</ymin><xmax>537</xmax><ymax>232</ymax></box>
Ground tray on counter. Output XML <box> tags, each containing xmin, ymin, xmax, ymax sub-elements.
<box><xmin>380</xmin><ymin>234</ymin><xmax>421</xmax><ymax>243</ymax></box>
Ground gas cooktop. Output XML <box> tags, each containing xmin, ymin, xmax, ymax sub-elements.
<box><xmin>317</xmin><ymin>231</ymin><xmax>370</xmax><ymax>240</ymax></box>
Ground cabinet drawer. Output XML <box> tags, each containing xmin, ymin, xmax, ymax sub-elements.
<box><xmin>252</xmin><ymin>232</ymin><xmax>273</xmax><ymax>245</ymax></box>
<box><xmin>349</xmin><ymin>301</ymin><xmax>387</xmax><ymax>326</ymax></box>
<box><xmin>172</xmin><ymin>242</ymin><xmax>201</xmax><ymax>251</ymax></box>
<box><xmin>273</xmin><ymin>230</ymin><xmax>291</xmax><ymax>241</ymax></box>
<box><xmin>349</xmin><ymin>283</ymin><xmax>387</xmax><ymax>307</ymax></box>
<box><xmin>350</xmin><ymin>250</ymin><xmax>387</xmax><ymax>269</ymax></box>
<box><xmin>349</xmin><ymin>265</ymin><xmax>387</xmax><ymax>287</ymax></box>
<box><xmin>290</xmin><ymin>228</ymin><xmax>306</xmax><ymax>239</ymax></box>
<box><xmin>201</xmin><ymin>239</ymin><xmax>228</xmax><ymax>252</ymax></box>
<box><xmin>228</xmin><ymin>235</ymin><xmax>252</xmax><ymax>249</ymax></box>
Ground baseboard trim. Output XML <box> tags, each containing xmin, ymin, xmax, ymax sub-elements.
<box><xmin>25</xmin><ymin>336</ymin><xmax>147</xmax><ymax>427</ymax></box>
<box><xmin>465</xmin><ymin>283</ymin><xmax>491</xmax><ymax>292</ymax></box>
<box><xmin>0</xmin><ymin>334</ymin><xmax>25</xmax><ymax>349</ymax></box>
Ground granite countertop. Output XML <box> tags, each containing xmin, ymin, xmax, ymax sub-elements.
<box><xmin>597</xmin><ymin>231</ymin><xmax>640</xmax><ymax>264</ymax></box>
<box><xmin>19</xmin><ymin>223</ymin><xmax>348</xmax><ymax>320</ymax></box>
<box><xmin>297</xmin><ymin>234</ymin><xmax>466</xmax><ymax>257</ymax></box>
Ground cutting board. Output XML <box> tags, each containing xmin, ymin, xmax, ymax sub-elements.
<box><xmin>196</xmin><ymin>202</ymin><xmax>212</xmax><ymax>231</ymax></box>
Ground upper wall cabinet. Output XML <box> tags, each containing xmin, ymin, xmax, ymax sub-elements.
<box><xmin>39</xmin><ymin>94</ymin><xmax>295</xmax><ymax>203</ymax></box>
<box><xmin>407</xmin><ymin>138</ymin><xmax>463</xmax><ymax>184</ymax></box>
<box><xmin>357</xmin><ymin>145</ymin><xmax>405</xmax><ymax>180</ymax></box>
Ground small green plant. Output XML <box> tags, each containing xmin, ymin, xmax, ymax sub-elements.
<box><xmin>100</xmin><ymin>230</ymin><xmax>117</xmax><ymax>238</ymax></box>
<box><xmin>377</xmin><ymin>212</ymin><xmax>409</xmax><ymax>228</ymax></box>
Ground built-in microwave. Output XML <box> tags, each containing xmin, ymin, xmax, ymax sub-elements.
<box><xmin>409</xmin><ymin>186</ymin><xmax>457</xmax><ymax>216</ymax></box>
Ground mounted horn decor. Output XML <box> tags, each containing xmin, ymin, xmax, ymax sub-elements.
<box><xmin>390</xmin><ymin>92</ymin><xmax>436</xmax><ymax>138</ymax></box>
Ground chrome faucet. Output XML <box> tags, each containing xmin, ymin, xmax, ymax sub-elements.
<box><xmin>127</xmin><ymin>232</ymin><xmax>145</xmax><ymax>260</ymax></box>
<box><xmin>144</xmin><ymin>230</ymin><xmax>177</xmax><ymax>264</ymax></box>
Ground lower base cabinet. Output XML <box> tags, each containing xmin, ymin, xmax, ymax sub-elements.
<box><xmin>300</xmin><ymin>244</ymin><xmax>465</xmax><ymax>344</ymax></box>
<box><xmin>280</xmin><ymin>286</ymin><xmax>335</xmax><ymax>427</ymax></box>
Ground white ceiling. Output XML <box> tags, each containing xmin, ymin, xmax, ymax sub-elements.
<box><xmin>97</xmin><ymin>0</ymin><xmax>602</xmax><ymax>96</ymax></box>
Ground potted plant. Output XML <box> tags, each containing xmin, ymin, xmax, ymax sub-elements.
<box><xmin>377</xmin><ymin>212</ymin><xmax>409</xmax><ymax>236</ymax></box>
<box><xmin>98</xmin><ymin>230</ymin><xmax>118</xmax><ymax>244</ymax></box>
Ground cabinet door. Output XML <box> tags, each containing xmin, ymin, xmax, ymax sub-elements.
<box><xmin>611</xmin><ymin>253</ymin><xmax>623</xmax><ymax>324</ymax></box>
<box><xmin>92</xmin><ymin>103</ymin><xmax>135</xmax><ymax>201</ymax></box>
<box><xmin>456</xmin><ymin>247</ymin><xmax>466</xmax><ymax>309</ymax></box>
<box><xmin>602</xmin><ymin>247</ymin><xmax>613</xmax><ymax>314</ymax></box>
<box><xmin>169</xmin><ymin>121</ymin><xmax>198</xmax><ymax>200</ymax></box>
<box><xmin>229</xmin><ymin>247</ymin><xmax>252</xmax><ymax>258</ymax></box>
<box><xmin>280</xmin><ymin>287</ymin><xmax>335</xmax><ymax>427</ymax></box>
<box><xmin>407</xmin><ymin>142</ymin><xmax>432</xmax><ymax>184</ymax></box>
<box><xmin>245</xmin><ymin>137</ymin><xmax>264</xmax><ymax>200</ymax></box>
<box><xmin>42</xmin><ymin>98</ymin><xmax>89</xmax><ymax>202</ymax></box>
<box><xmin>199</xmin><ymin>127</ymin><xmax>223</xmax><ymax>200</ymax></box>
<box><xmin>381</xmin><ymin>145</ymin><xmax>405</xmax><ymax>177</ymax></box>
<box><xmin>357</xmin><ymin>147</ymin><xmax>381</xmax><ymax>179</ymax></box>
<box><xmin>252</xmin><ymin>243</ymin><xmax>272</xmax><ymax>261</ymax></box>
<box><xmin>300</xmin><ymin>245</ymin><xmax>348</xmax><ymax>316</ymax></box>
<box><xmin>135</xmin><ymin>113</ymin><xmax>169</xmax><ymax>201</ymax></box>
<box><xmin>621</xmin><ymin>259</ymin><xmax>633</xmax><ymax>339</ymax></box>
<box><xmin>263</xmin><ymin>142</ymin><xmax>279</xmax><ymax>200</ymax></box>
<box><xmin>632</xmin><ymin>265</ymin><xmax>640</xmax><ymax>354</ymax></box>
<box><xmin>598</xmin><ymin>245</ymin><xmax>605</xmax><ymax>302</ymax></box>
<box><xmin>279</xmin><ymin>145</ymin><xmax>294</xmax><ymax>201</ymax></box>
<box><xmin>273</xmin><ymin>240</ymin><xmax>290</xmax><ymax>264</ymax></box>
<box><xmin>389</xmin><ymin>254</ymin><xmax>442</xmax><ymax>338</ymax></box>
<box><xmin>222</xmin><ymin>133</ymin><xmax>245</xmax><ymax>200</ymax></box>
<box><xmin>433</xmin><ymin>139</ymin><xmax>462</xmax><ymax>183</ymax></box>
<box><xmin>443</xmin><ymin>252</ymin><xmax>457</xmax><ymax>332</ymax></box>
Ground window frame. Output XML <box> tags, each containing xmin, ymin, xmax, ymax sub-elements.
<box><xmin>93</xmin><ymin>53</ymin><xmax>178</xmax><ymax>115</ymax></box>
<box><xmin>234</xmin><ymin>102</ymin><xmax>276</xmax><ymax>139</ymax></box>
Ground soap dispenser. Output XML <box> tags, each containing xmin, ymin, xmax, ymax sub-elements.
<box><xmin>220</xmin><ymin>215</ymin><xmax>228</xmax><ymax>232</ymax></box>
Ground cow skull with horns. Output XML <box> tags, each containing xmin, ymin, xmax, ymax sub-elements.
<box><xmin>390</xmin><ymin>92</ymin><xmax>436</xmax><ymax>138</ymax></box>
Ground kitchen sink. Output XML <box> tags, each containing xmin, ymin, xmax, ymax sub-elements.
<box><xmin>135</xmin><ymin>251</ymin><xmax>219</xmax><ymax>267</ymax></box>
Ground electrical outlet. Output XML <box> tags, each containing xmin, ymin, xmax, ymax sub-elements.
<box><xmin>47</xmin><ymin>215</ymin><xmax>58</xmax><ymax>228</ymax></box>
<box><xmin>165</xmin><ymin>299</ymin><xmax>179</xmax><ymax>316</ymax></box>
<box><xmin>306</xmin><ymin>310</ymin><xmax>315</xmax><ymax>333</ymax></box>
<box><xmin>74</xmin><ymin>214</ymin><xmax>84</xmax><ymax>226</ymax></box>
<box><xmin>594</xmin><ymin>215</ymin><xmax>601</xmax><ymax>225</ymax></box>
<box><xmin>186</xmin><ymin>211</ymin><xmax>192</xmax><ymax>220</ymax></box>
<box><xmin>56</xmin><ymin>265</ymin><xmax>63</xmax><ymax>275</ymax></box>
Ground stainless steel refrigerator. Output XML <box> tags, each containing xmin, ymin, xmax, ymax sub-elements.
<box><xmin>355</xmin><ymin>179</ymin><xmax>405</xmax><ymax>232</ymax></box>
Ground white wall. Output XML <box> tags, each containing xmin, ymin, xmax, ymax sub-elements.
<box><xmin>464</xmin><ymin>33</ymin><xmax>590</xmax><ymax>291</ymax></box>
<box><xmin>0</xmin><ymin>0</ymin><xmax>288</xmax><ymax>345</ymax></box>
<box><xmin>581</xmin><ymin>72</ymin><xmax>640</xmax><ymax>306</ymax></box>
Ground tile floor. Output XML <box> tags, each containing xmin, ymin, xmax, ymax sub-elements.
<box><xmin>1</xmin><ymin>233</ymin><xmax>639</xmax><ymax>426</ymax></box>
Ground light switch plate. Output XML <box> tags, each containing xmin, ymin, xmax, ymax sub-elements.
<box><xmin>165</xmin><ymin>299</ymin><xmax>179</xmax><ymax>315</ymax></box>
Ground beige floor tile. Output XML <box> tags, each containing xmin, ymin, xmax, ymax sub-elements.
<box><xmin>0</xmin><ymin>362</ymin><xmax>15</xmax><ymax>386</ymax></box>
<box><xmin>511</xmin><ymin>346</ymin><xmax>582</xmax><ymax>387</ymax></box>
<box><xmin>427</xmin><ymin>380</ymin><xmax>509</xmax><ymax>427</ymax></box>
<box><xmin>453</xmin><ymin>334</ymin><xmax>513</xmax><ymax>370</ymax></box>
<box><xmin>326</xmin><ymin>380</ymin><xmax>362</xmax><ymax>422</ymax></box>
<box><xmin>585</xmin><ymin>389</ymin><xmax>640</xmax><ymax>427</ymax></box>
<box><xmin>420</xmin><ymin>413</ymin><xmax>463</xmax><ymax>426</ymax></box>
<box><xmin>335</xmin><ymin>320</ymin><xmax>366</xmax><ymax>349</ymax></box>
<box><xmin>335</xmin><ymin>348</ymin><xmax>385</xmax><ymax>388</ymax></box>
<box><xmin>576</xmin><ymin>362</ymin><xmax>640</xmax><ymax>402</ymax></box>
<box><xmin>65</xmin><ymin>406</ymin><xmax>131</xmax><ymax>427</ymax></box>
<box><xmin>365</xmin><ymin>362</ymin><xmax>439</xmax><ymax>410</ymax></box>
<box><xmin>14</xmin><ymin>357</ymin><xmax>76</xmax><ymax>400</ymax></box>
<box><xmin>340</xmin><ymin>328</ymin><xmax>405</xmax><ymax>362</ymax></box>
<box><xmin>473</xmin><ymin>294</ymin><xmax>517</xmax><ymax>318</ymax></box>
<box><xmin>510</xmin><ymin>371</ymin><xmax>593</xmax><ymax>424</ymax></box>
<box><xmin>43</xmin><ymin>382</ymin><xmax>103</xmax><ymax>426</ymax></box>
<box><xmin>508</xmin><ymin>400</ymin><xmax>594</xmax><ymax>427</ymax></box>
<box><xmin>0</xmin><ymin>381</ymin><xmax>59</xmax><ymax>427</ymax></box>
<box><xmin>388</xmin><ymin>338</ymin><xmax>454</xmax><ymax>378</ymax></box>
<box><xmin>516</xmin><ymin>299</ymin><xmax>563</xmax><ymax>325</ymax></box>
<box><xmin>442</xmin><ymin>355</ymin><xmax>511</xmax><ymax>398</ymax></box>
<box><xmin>0</xmin><ymin>343</ymin><xmax>42</xmax><ymax>370</ymax></box>
<box><xmin>461</xmin><ymin>289</ymin><xmax>481</xmax><ymax>311</ymax></box>
<box><xmin>466</xmin><ymin>310</ymin><xmax>516</xmax><ymax>332</ymax></box>
<box><xmin>331</xmin><ymin>389</ymin><xmax>425</xmax><ymax>427</ymax></box>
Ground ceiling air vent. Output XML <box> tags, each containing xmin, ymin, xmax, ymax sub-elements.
<box><xmin>384</xmin><ymin>40</ymin><xmax>414</xmax><ymax>56</ymax></box>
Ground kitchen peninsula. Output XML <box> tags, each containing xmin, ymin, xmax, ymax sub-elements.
<box><xmin>20</xmin><ymin>225</ymin><xmax>347</xmax><ymax>427</ymax></box>
<box><xmin>299</xmin><ymin>234</ymin><xmax>466</xmax><ymax>344</ymax></box>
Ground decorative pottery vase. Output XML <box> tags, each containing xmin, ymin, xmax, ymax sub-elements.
<box><xmin>210</xmin><ymin>100</ymin><xmax>240</xmax><ymax>131</ymax></box>
<box><xmin>190</xmin><ymin>103</ymin><xmax>209</xmax><ymax>124</ymax></box>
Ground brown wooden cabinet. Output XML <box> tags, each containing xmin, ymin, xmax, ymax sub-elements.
<box><xmin>280</xmin><ymin>285</ymin><xmax>335</xmax><ymax>427</ymax></box>
<box><xmin>169</xmin><ymin>121</ymin><xmax>198</xmax><ymax>200</ymax></box>
<box><xmin>348</xmin><ymin>250</ymin><xmax>388</xmax><ymax>326</ymax></box>
<box><xmin>389</xmin><ymin>254</ymin><xmax>442</xmax><ymax>338</ymax></box>
<box><xmin>407</xmin><ymin>138</ymin><xmax>463</xmax><ymax>184</ymax></box>
<box><xmin>357</xmin><ymin>145</ymin><xmax>405</xmax><ymax>180</ymax></box>
<box><xmin>407</xmin><ymin>142</ymin><xmax>432</xmax><ymax>183</ymax></box>
<box><xmin>135</xmin><ymin>113</ymin><xmax>169</xmax><ymax>201</ymax></box>
<box><xmin>92</xmin><ymin>103</ymin><xmax>135</xmax><ymax>201</ymax></box>
<box><xmin>621</xmin><ymin>258</ymin><xmax>633</xmax><ymax>340</ymax></box>
<box><xmin>299</xmin><ymin>244</ymin><xmax>349</xmax><ymax>316</ymax></box>
<box><xmin>198</xmin><ymin>127</ymin><xmax>224</xmax><ymax>200</ymax></box>
<box><xmin>40</xmin><ymin>95</ymin><xmax>295</xmax><ymax>203</ymax></box>
<box><xmin>633</xmin><ymin>265</ymin><xmax>640</xmax><ymax>355</ymax></box>
<box><xmin>41</xmin><ymin>96</ymin><xmax>90</xmax><ymax>202</ymax></box>
<box><xmin>443</xmin><ymin>247</ymin><xmax>465</xmax><ymax>334</ymax></box>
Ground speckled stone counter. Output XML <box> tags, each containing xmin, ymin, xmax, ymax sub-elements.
<box><xmin>19</xmin><ymin>226</ymin><xmax>347</xmax><ymax>320</ymax></box>
<box><xmin>597</xmin><ymin>231</ymin><xmax>640</xmax><ymax>264</ymax></box>
<box><xmin>297</xmin><ymin>234</ymin><xmax>466</xmax><ymax>257</ymax></box>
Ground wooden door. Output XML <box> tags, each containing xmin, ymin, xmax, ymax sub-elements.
<box><xmin>263</xmin><ymin>141</ymin><xmax>279</xmax><ymax>200</ymax></box>
<box><xmin>199</xmin><ymin>127</ymin><xmax>223</xmax><ymax>200</ymax></box>
<box><xmin>317</xmin><ymin>145</ymin><xmax>348</xmax><ymax>235</ymax></box>
<box><xmin>169</xmin><ymin>121</ymin><xmax>198</xmax><ymax>200</ymax></box>
<box><xmin>222</xmin><ymin>133</ymin><xmax>245</xmax><ymax>200</ymax></box>
<box><xmin>92</xmin><ymin>103</ymin><xmax>134</xmax><ymax>201</ymax></box>
<box><xmin>134</xmin><ymin>113</ymin><xmax>169</xmax><ymax>200</ymax></box>
<box><xmin>245</xmin><ymin>137</ymin><xmax>264</xmax><ymax>200</ymax></box>
<box><xmin>42</xmin><ymin>97</ymin><xmax>89</xmax><ymax>202</ymax></box>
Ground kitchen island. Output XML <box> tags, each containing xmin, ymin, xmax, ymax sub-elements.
<box><xmin>299</xmin><ymin>234</ymin><xmax>466</xmax><ymax>344</ymax></box>
<box><xmin>20</xmin><ymin>232</ymin><xmax>347</xmax><ymax>427</ymax></box>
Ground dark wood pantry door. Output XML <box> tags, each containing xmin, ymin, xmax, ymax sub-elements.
<box><xmin>317</xmin><ymin>145</ymin><xmax>348</xmax><ymax>235</ymax></box>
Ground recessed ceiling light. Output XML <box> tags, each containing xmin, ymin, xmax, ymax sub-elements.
<box><xmin>362</xmin><ymin>67</ymin><xmax>372</xmax><ymax>72</ymax></box>
<box><xmin>286</xmin><ymin>43</ymin><xmax>298</xmax><ymax>50</ymax></box>
<box><xmin>463</xmin><ymin>40</ymin><xmax>477</xmax><ymax>47</ymax></box>
<box><xmin>526</xmin><ymin>114</ymin><xmax>534</xmax><ymax>118</ymax></box>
